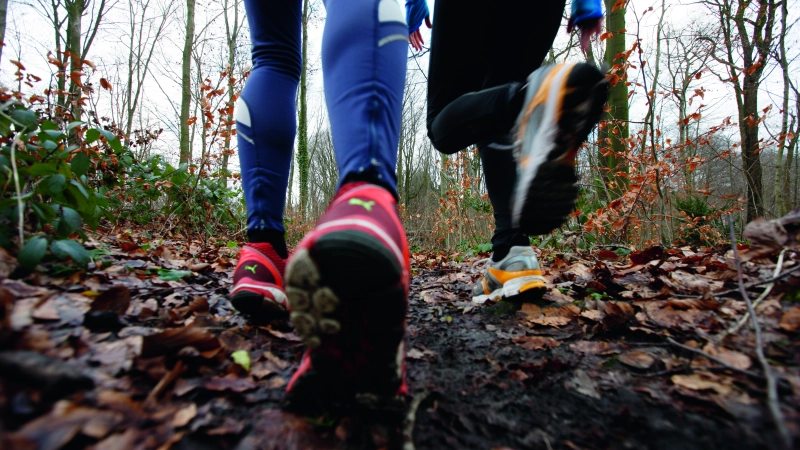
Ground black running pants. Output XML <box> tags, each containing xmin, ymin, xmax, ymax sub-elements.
<box><xmin>426</xmin><ymin>0</ymin><xmax>567</xmax><ymax>253</ymax></box>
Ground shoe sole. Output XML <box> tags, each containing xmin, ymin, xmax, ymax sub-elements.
<box><xmin>230</xmin><ymin>290</ymin><xmax>287</xmax><ymax>322</ymax></box>
<box><xmin>514</xmin><ymin>64</ymin><xmax>609</xmax><ymax>235</ymax></box>
<box><xmin>472</xmin><ymin>275</ymin><xmax>547</xmax><ymax>304</ymax></box>
<box><xmin>283</xmin><ymin>230</ymin><xmax>407</xmax><ymax>410</ymax></box>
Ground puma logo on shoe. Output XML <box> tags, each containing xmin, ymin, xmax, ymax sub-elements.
<box><xmin>245</xmin><ymin>264</ymin><xmax>258</xmax><ymax>274</ymax></box>
<box><xmin>348</xmin><ymin>198</ymin><xmax>375</xmax><ymax>212</ymax></box>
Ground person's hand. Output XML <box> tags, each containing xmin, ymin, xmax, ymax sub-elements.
<box><xmin>409</xmin><ymin>15</ymin><xmax>432</xmax><ymax>51</ymax></box>
<box><xmin>575</xmin><ymin>18</ymin><xmax>602</xmax><ymax>52</ymax></box>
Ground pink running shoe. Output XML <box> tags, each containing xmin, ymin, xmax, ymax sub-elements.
<box><xmin>230</xmin><ymin>243</ymin><xmax>288</xmax><ymax>320</ymax></box>
<box><xmin>283</xmin><ymin>182</ymin><xmax>409</xmax><ymax>410</ymax></box>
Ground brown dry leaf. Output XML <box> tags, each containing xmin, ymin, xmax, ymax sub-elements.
<box><xmin>569</xmin><ymin>340</ymin><xmax>620</xmax><ymax>355</ymax></box>
<box><xmin>32</xmin><ymin>297</ymin><xmax>60</xmax><ymax>321</ymax></box>
<box><xmin>173</xmin><ymin>403</ymin><xmax>197</xmax><ymax>428</ymax></box>
<box><xmin>14</xmin><ymin>402</ymin><xmax>107</xmax><ymax>450</ymax></box>
<box><xmin>529</xmin><ymin>316</ymin><xmax>571</xmax><ymax>327</ymax></box>
<box><xmin>779</xmin><ymin>306</ymin><xmax>800</xmax><ymax>332</ymax></box>
<box><xmin>701</xmin><ymin>343</ymin><xmax>752</xmax><ymax>370</ymax></box>
<box><xmin>90</xmin><ymin>336</ymin><xmax>142</xmax><ymax>376</ymax></box>
<box><xmin>640</xmin><ymin>301</ymin><xmax>717</xmax><ymax>330</ymax></box>
<box><xmin>204</xmin><ymin>376</ymin><xmax>257</xmax><ymax>393</ymax></box>
<box><xmin>668</xmin><ymin>271</ymin><xmax>722</xmax><ymax>294</ymax></box>
<box><xmin>596</xmin><ymin>249</ymin><xmax>621</xmax><ymax>261</ymax></box>
<box><xmin>564</xmin><ymin>263</ymin><xmax>595</xmax><ymax>283</ymax></box>
<box><xmin>90</xmin><ymin>285</ymin><xmax>131</xmax><ymax>315</ymax></box>
<box><xmin>543</xmin><ymin>289</ymin><xmax>575</xmax><ymax>303</ymax></box>
<box><xmin>512</xmin><ymin>336</ymin><xmax>560</xmax><ymax>350</ymax></box>
<box><xmin>407</xmin><ymin>347</ymin><xmax>437</xmax><ymax>360</ymax></box>
<box><xmin>188</xmin><ymin>262</ymin><xmax>211</xmax><ymax>271</ymax></box>
<box><xmin>630</xmin><ymin>246</ymin><xmax>663</xmax><ymax>264</ymax></box>
<box><xmin>566</xmin><ymin>369</ymin><xmax>601</xmax><ymax>399</ymax></box>
<box><xmin>671</xmin><ymin>373</ymin><xmax>732</xmax><ymax>395</ymax></box>
<box><xmin>602</xmin><ymin>301</ymin><xmax>634</xmax><ymax>330</ymax></box>
<box><xmin>519</xmin><ymin>303</ymin><xmax>543</xmax><ymax>317</ymax></box>
<box><xmin>260</xmin><ymin>325</ymin><xmax>301</xmax><ymax>342</ymax></box>
<box><xmin>251</xmin><ymin>361</ymin><xmax>276</xmax><ymax>379</ymax></box>
<box><xmin>0</xmin><ymin>247</ymin><xmax>17</xmax><ymax>279</ymax></box>
<box><xmin>546</xmin><ymin>304</ymin><xmax>580</xmax><ymax>318</ymax></box>
<box><xmin>665</xmin><ymin>296</ymin><xmax>719</xmax><ymax>311</ymax></box>
<box><xmin>141</xmin><ymin>327</ymin><xmax>220</xmax><ymax>358</ymax></box>
<box><xmin>580</xmin><ymin>309</ymin><xmax>603</xmax><ymax>321</ymax></box>
<box><xmin>618</xmin><ymin>350</ymin><xmax>655</xmax><ymax>369</ymax></box>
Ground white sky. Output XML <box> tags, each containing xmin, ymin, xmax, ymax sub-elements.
<box><xmin>2</xmin><ymin>0</ymin><xmax>799</xmax><ymax>179</ymax></box>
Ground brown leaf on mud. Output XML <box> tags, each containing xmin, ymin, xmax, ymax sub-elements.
<box><xmin>32</xmin><ymin>297</ymin><xmax>60</xmax><ymax>321</ymax></box>
<box><xmin>407</xmin><ymin>346</ymin><xmax>437</xmax><ymax>360</ymax></box>
<box><xmin>596</xmin><ymin>249</ymin><xmax>622</xmax><ymax>261</ymax></box>
<box><xmin>0</xmin><ymin>247</ymin><xmax>17</xmax><ymax>279</ymax></box>
<box><xmin>779</xmin><ymin>306</ymin><xmax>800</xmax><ymax>332</ymax></box>
<box><xmin>513</xmin><ymin>336</ymin><xmax>560</xmax><ymax>350</ymax></box>
<box><xmin>564</xmin><ymin>262</ymin><xmax>595</xmax><ymax>284</ymax></box>
<box><xmin>700</xmin><ymin>344</ymin><xmax>752</xmax><ymax>370</ymax></box>
<box><xmin>618</xmin><ymin>350</ymin><xmax>655</xmax><ymax>369</ymax></box>
<box><xmin>666</xmin><ymin>271</ymin><xmax>722</xmax><ymax>294</ymax></box>
<box><xmin>566</xmin><ymin>369</ymin><xmax>601</xmax><ymax>399</ymax></box>
<box><xmin>12</xmin><ymin>402</ymin><xmax>117</xmax><ymax>450</ymax></box>
<box><xmin>204</xmin><ymin>376</ymin><xmax>257</xmax><ymax>393</ymax></box>
<box><xmin>640</xmin><ymin>301</ymin><xmax>720</xmax><ymax>331</ymax></box>
<box><xmin>172</xmin><ymin>403</ymin><xmax>197</xmax><ymax>428</ymax></box>
<box><xmin>602</xmin><ymin>301</ymin><xmax>634</xmax><ymax>330</ymax></box>
<box><xmin>671</xmin><ymin>373</ymin><xmax>732</xmax><ymax>395</ymax></box>
<box><xmin>90</xmin><ymin>285</ymin><xmax>130</xmax><ymax>315</ymax></box>
<box><xmin>260</xmin><ymin>325</ymin><xmax>301</xmax><ymax>342</ymax></box>
<box><xmin>530</xmin><ymin>316</ymin><xmax>572</xmax><ymax>327</ymax></box>
<box><xmin>665</xmin><ymin>296</ymin><xmax>719</xmax><ymax>311</ymax></box>
<box><xmin>569</xmin><ymin>340</ymin><xmax>621</xmax><ymax>355</ymax></box>
<box><xmin>742</xmin><ymin>216</ymin><xmax>788</xmax><ymax>260</ymax></box>
<box><xmin>91</xmin><ymin>336</ymin><xmax>142</xmax><ymax>376</ymax></box>
<box><xmin>141</xmin><ymin>327</ymin><xmax>220</xmax><ymax>358</ymax></box>
<box><xmin>630</xmin><ymin>246</ymin><xmax>663</xmax><ymax>264</ymax></box>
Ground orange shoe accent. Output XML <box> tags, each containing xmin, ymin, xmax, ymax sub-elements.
<box><xmin>517</xmin><ymin>64</ymin><xmax>576</xmax><ymax>142</ymax></box>
<box><xmin>487</xmin><ymin>267</ymin><xmax>544</xmax><ymax>284</ymax></box>
<box><xmin>481</xmin><ymin>278</ymin><xmax>490</xmax><ymax>295</ymax></box>
<box><xmin>520</xmin><ymin>279</ymin><xmax>546</xmax><ymax>293</ymax></box>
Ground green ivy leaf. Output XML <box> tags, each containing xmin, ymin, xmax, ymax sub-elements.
<box><xmin>51</xmin><ymin>239</ymin><xmax>90</xmax><ymax>267</ymax></box>
<box><xmin>157</xmin><ymin>269</ymin><xmax>192</xmax><ymax>281</ymax></box>
<box><xmin>46</xmin><ymin>174</ymin><xmax>67</xmax><ymax>195</ymax></box>
<box><xmin>28</xmin><ymin>163</ymin><xmax>58</xmax><ymax>176</ymax></box>
<box><xmin>71</xmin><ymin>152</ymin><xmax>90</xmax><ymax>177</ymax></box>
<box><xmin>18</xmin><ymin>236</ymin><xmax>48</xmax><ymax>270</ymax></box>
<box><xmin>85</xmin><ymin>129</ymin><xmax>100</xmax><ymax>144</ymax></box>
<box><xmin>57</xmin><ymin>206</ymin><xmax>82</xmax><ymax>237</ymax></box>
<box><xmin>10</xmin><ymin>109</ymin><xmax>38</xmax><ymax>130</ymax></box>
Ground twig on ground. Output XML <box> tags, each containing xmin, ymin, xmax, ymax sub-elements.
<box><xmin>728</xmin><ymin>216</ymin><xmax>792</xmax><ymax>450</ymax></box>
<box><xmin>714</xmin><ymin>264</ymin><xmax>800</xmax><ymax>297</ymax></box>
<box><xmin>402</xmin><ymin>390</ymin><xmax>430</xmax><ymax>450</ymax></box>
<box><xmin>723</xmin><ymin>249</ymin><xmax>787</xmax><ymax>337</ymax></box>
<box><xmin>666</xmin><ymin>337</ymin><xmax>761</xmax><ymax>379</ymax></box>
<box><xmin>145</xmin><ymin>360</ymin><xmax>186</xmax><ymax>406</ymax></box>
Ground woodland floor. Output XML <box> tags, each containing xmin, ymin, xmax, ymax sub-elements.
<box><xmin>1</xmin><ymin>215</ymin><xmax>800</xmax><ymax>449</ymax></box>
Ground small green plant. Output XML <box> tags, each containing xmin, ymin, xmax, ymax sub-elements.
<box><xmin>0</xmin><ymin>101</ymin><xmax>112</xmax><ymax>270</ymax></box>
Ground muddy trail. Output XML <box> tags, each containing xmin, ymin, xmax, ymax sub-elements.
<box><xmin>1</xmin><ymin>215</ymin><xmax>800</xmax><ymax>449</ymax></box>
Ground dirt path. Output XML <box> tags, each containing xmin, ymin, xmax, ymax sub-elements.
<box><xmin>0</xmin><ymin>232</ymin><xmax>798</xmax><ymax>449</ymax></box>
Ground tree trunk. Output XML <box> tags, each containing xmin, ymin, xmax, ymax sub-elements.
<box><xmin>221</xmin><ymin>0</ymin><xmax>241</xmax><ymax>187</ymax></box>
<box><xmin>774</xmin><ymin>0</ymin><xmax>790</xmax><ymax>216</ymax></box>
<box><xmin>0</xmin><ymin>0</ymin><xmax>8</xmax><ymax>66</ymax></box>
<box><xmin>297</xmin><ymin>0</ymin><xmax>310</xmax><ymax>218</ymax></box>
<box><xmin>65</xmin><ymin>0</ymin><xmax>84</xmax><ymax>123</ymax></box>
<box><xmin>598</xmin><ymin>0</ymin><xmax>629</xmax><ymax>198</ymax></box>
<box><xmin>179</xmin><ymin>0</ymin><xmax>196</xmax><ymax>164</ymax></box>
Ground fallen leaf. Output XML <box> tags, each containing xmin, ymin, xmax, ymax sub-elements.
<box><xmin>630</xmin><ymin>246</ymin><xmax>663</xmax><ymax>264</ymax></box>
<box><xmin>90</xmin><ymin>285</ymin><xmax>131</xmax><ymax>315</ymax></box>
<box><xmin>602</xmin><ymin>301</ymin><xmax>634</xmax><ymax>330</ymax></box>
<box><xmin>566</xmin><ymin>369</ymin><xmax>601</xmax><ymax>399</ymax></box>
<box><xmin>530</xmin><ymin>316</ymin><xmax>572</xmax><ymax>327</ymax></box>
<box><xmin>512</xmin><ymin>336</ymin><xmax>560</xmax><ymax>350</ymax></box>
<box><xmin>172</xmin><ymin>403</ymin><xmax>197</xmax><ymax>428</ymax></box>
<box><xmin>232</xmin><ymin>350</ymin><xmax>251</xmax><ymax>371</ymax></box>
<box><xmin>204</xmin><ymin>376</ymin><xmax>257</xmax><ymax>393</ymax></box>
<box><xmin>618</xmin><ymin>350</ymin><xmax>655</xmax><ymax>369</ymax></box>
<box><xmin>261</xmin><ymin>325</ymin><xmax>301</xmax><ymax>342</ymax></box>
<box><xmin>671</xmin><ymin>373</ymin><xmax>732</xmax><ymax>395</ymax></box>
<box><xmin>141</xmin><ymin>327</ymin><xmax>220</xmax><ymax>358</ymax></box>
<box><xmin>779</xmin><ymin>306</ymin><xmax>800</xmax><ymax>332</ymax></box>
<box><xmin>701</xmin><ymin>343</ymin><xmax>751</xmax><ymax>370</ymax></box>
<box><xmin>569</xmin><ymin>341</ymin><xmax>620</xmax><ymax>355</ymax></box>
